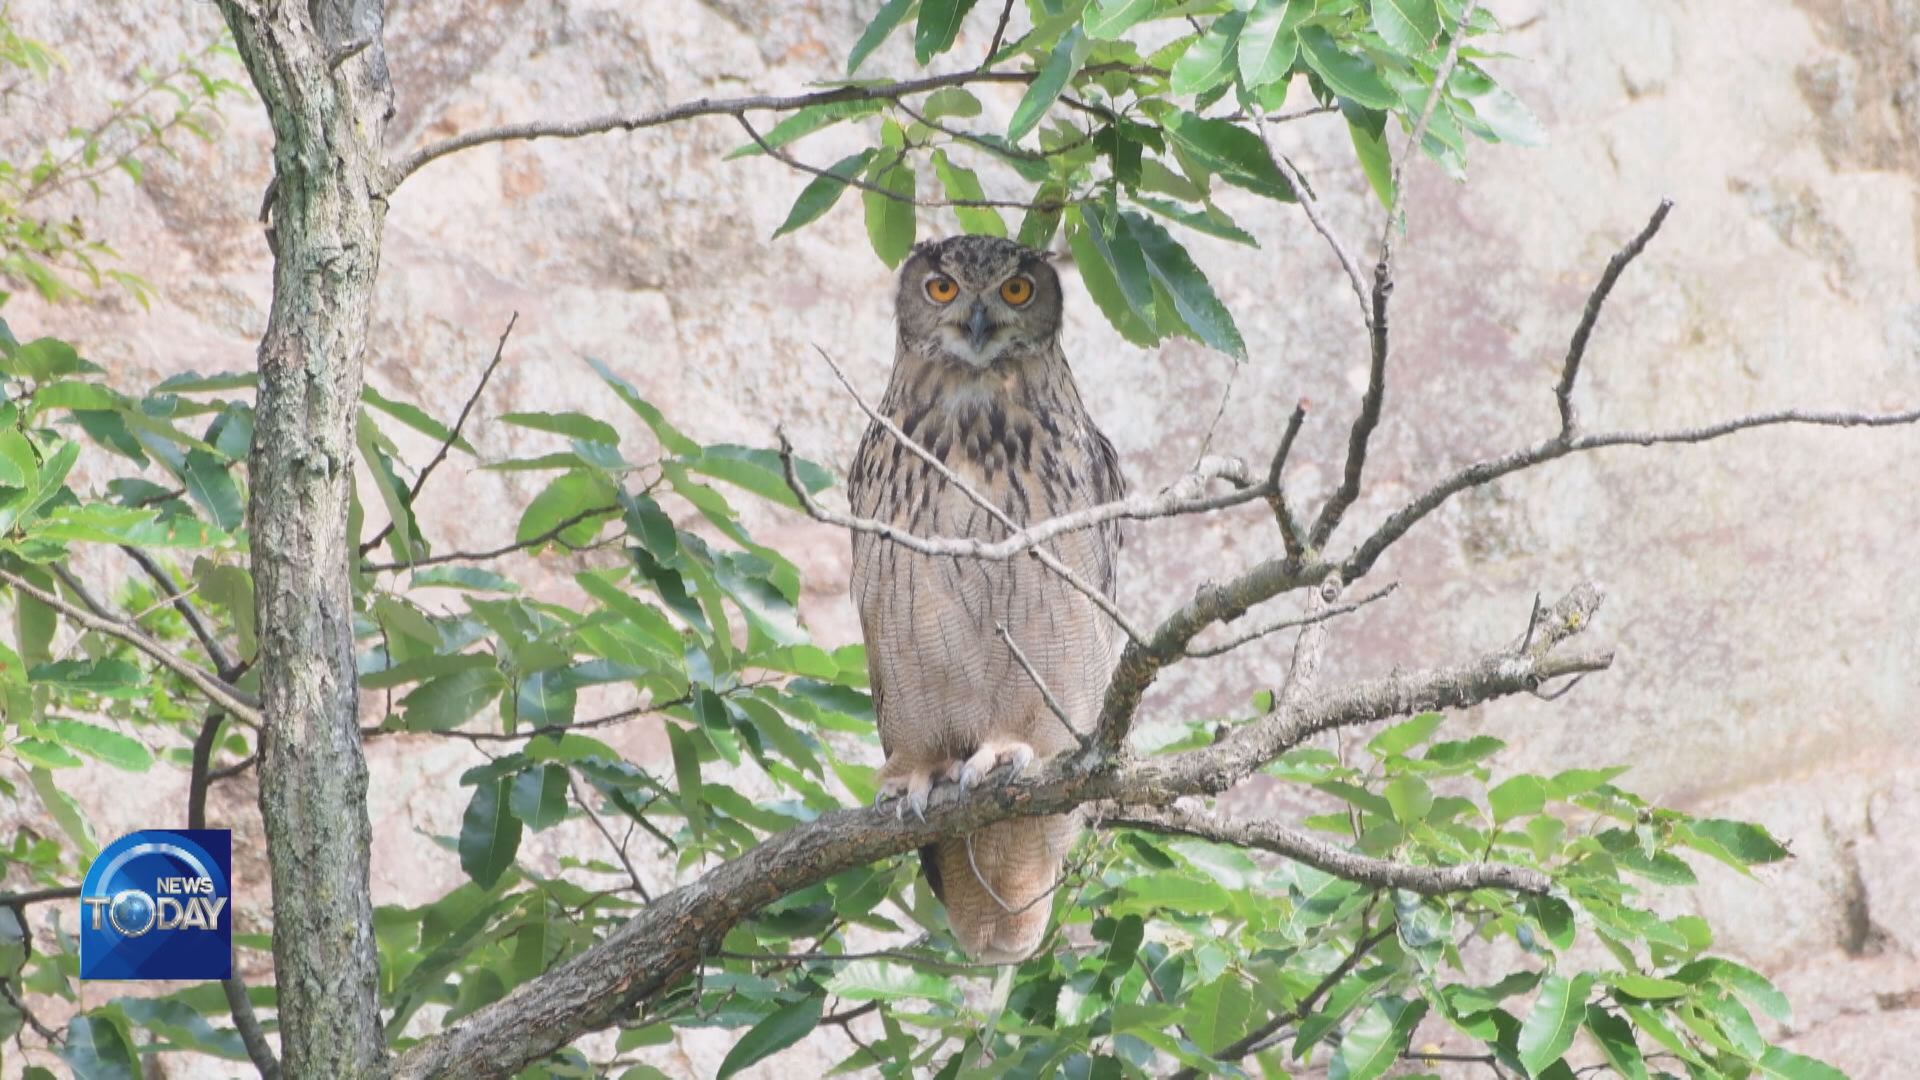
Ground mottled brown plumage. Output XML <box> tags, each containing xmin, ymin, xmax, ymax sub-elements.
<box><xmin>848</xmin><ymin>236</ymin><xmax>1124</xmax><ymax>962</ymax></box>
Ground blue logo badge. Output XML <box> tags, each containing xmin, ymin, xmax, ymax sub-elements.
<box><xmin>79</xmin><ymin>829</ymin><xmax>231</xmax><ymax>980</ymax></box>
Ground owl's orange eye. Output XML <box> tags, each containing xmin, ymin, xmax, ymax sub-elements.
<box><xmin>1000</xmin><ymin>276</ymin><xmax>1034</xmax><ymax>305</ymax></box>
<box><xmin>925</xmin><ymin>276</ymin><xmax>959</xmax><ymax>304</ymax></box>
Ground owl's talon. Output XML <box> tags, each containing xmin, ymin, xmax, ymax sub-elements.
<box><xmin>958</xmin><ymin>740</ymin><xmax>1038</xmax><ymax>791</ymax></box>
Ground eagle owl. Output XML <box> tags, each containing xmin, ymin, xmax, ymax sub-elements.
<box><xmin>848</xmin><ymin>235</ymin><xmax>1125</xmax><ymax>963</ymax></box>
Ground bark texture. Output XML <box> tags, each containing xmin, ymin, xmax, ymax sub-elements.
<box><xmin>215</xmin><ymin>1</ymin><xmax>393</xmax><ymax>1075</ymax></box>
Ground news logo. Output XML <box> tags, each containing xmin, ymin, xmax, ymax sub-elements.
<box><xmin>79</xmin><ymin>829</ymin><xmax>231</xmax><ymax>980</ymax></box>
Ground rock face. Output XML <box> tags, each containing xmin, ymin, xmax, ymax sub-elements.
<box><xmin>6</xmin><ymin>0</ymin><xmax>1918</xmax><ymax>1075</ymax></box>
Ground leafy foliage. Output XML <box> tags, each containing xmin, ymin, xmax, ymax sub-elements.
<box><xmin>754</xmin><ymin>0</ymin><xmax>1541</xmax><ymax>359</ymax></box>
<box><xmin>0</xmin><ymin>14</ymin><xmax>246</xmax><ymax>306</ymax></box>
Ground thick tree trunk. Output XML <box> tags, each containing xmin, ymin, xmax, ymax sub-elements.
<box><xmin>216</xmin><ymin>2</ymin><xmax>392</xmax><ymax>1075</ymax></box>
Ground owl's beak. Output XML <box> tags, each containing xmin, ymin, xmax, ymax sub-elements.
<box><xmin>965</xmin><ymin>301</ymin><xmax>995</xmax><ymax>352</ymax></box>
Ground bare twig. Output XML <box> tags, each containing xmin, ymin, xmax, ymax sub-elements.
<box><xmin>1555</xmin><ymin>200</ymin><xmax>1673</xmax><ymax>436</ymax></box>
<box><xmin>361</xmin><ymin>504</ymin><xmax>619</xmax><ymax>572</ymax></box>
<box><xmin>0</xmin><ymin>885</ymin><xmax>80</xmax><ymax>907</ymax></box>
<box><xmin>1266</xmin><ymin>400</ymin><xmax>1309</xmax><ymax>558</ymax></box>
<box><xmin>1185</xmin><ymin>582</ymin><xmax>1396</xmax><ymax>659</ymax></box>
<box><xmin>0</xmin><ymin>570</ymin><xmax>263</xmax><ymax>726</ymax></box>
<box><xmin>573</xmin><ymin>777</ymin><xmax>653</xmax><ymax>904</ymax></box>
<box><xmin>997</xmin><ymin>622</ymin><xmax>1088</xmax><ymax>749</ymax></box>
<box><xmin>1343</xmin><ymin>406</ymin><xmax>1920</xmax><ymax>579</ymax></box>
<box><xmin>123</xmin><ymin>547</ymin><xmax>243</xmax><ymax>679</ymax></box>
<box><xmin>1108</xmin><ymin>803</ymin><xmax>1550</xmax><ymax>894</ymax></box>
<box><xmin>361</xmin><ymin>314</ymin><xmax>518</xmax><ymax>557</ymax></box>
<box><xmin>1379</xmin><ymin>0</ymin><xmax>1483</xmax><ymax>263</ymax></box>
<box><xmin>1256</xmin><ymin>132</ymin><xmax>1372</xmax><ymax>325</ymax></box>
<box><xmin>983</xmin><ymin>0</ymin><xmax>1017</xmax><ymax>66</ymax></box>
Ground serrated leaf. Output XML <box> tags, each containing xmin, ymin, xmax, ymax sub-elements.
<box><xmin>1373</xmin><ymin>0</ymin><xmax>1441</xmax><ymax>56</ymax></box>
<box><xmin>500</xmin><ymin>410</ymin><xmax>620</xmax><ymax>446</ymax></box>
<box><xmin>727</xmin><ymin>100</ymin><xmax>886</xmax><ymax>160</ymax></box>
<box><xmin>1171</xmin><ymin>13</ymin><xmax>1243</xmax><ymax>96</ymax></box>
<box><xmin>1085</xmin><ymin>0</ymin><xmax>1154</xmax><ymax>39</ymax></box>
<box><xmin>1184</xmin><ymin>974</ymin><xmax>1255</xmax><ymax>1055</ymax></box>
<box><xmin>1348</xmin><ymin>112</ymin><xmax>1394</xmax><ymax>207</ymax></box>
<box><xmin>1755</xmin><ymin>1046</ymin><xmax>1847</xmax><ymax>1080</ymax></box>
<box><xmin>1453</xmin><ymin>65</ymin><xmax>1547</xmax><ymax>147</ymax></box>
<box><xmin>59</xmin><ymin>1013</ymin><xmax>139</xmax><ymax>1080</ymax></box>
<box><xmin>1161</xmin><ymin>111</ymin><xmax>1295</xmax><ymax>201</ymax></box>
<box><xmin>1332</xmin><ymin>996</ymin><xmax>1426</xmax><ymax>1080</ymax></box>
<box><xmin>516</xmin><ymin>470</ymin><xmax>617</xmax><ymax>548</ymax></box>
<box><xmin>1368</xmin><ymin>712</ymin><xmax>1445</xmax><ymax>757</ymax></box>
<box><xmin>914</xmin><ymin>0</ymin><xmax>979</xmax><ymax>63</ymax></box>
<box><xmin>1517</xmin><ymin>974</ymin><xmax>1592</xmax><ymax>1076</ymax></box>
<box><xmin>1009</xmin><ymin>27</ymin><xmax>1089</xmax><ymax>143</ymax></box>
<box><xmin>931</xmin><ymin>150</ymin><xmax>1006</xmax><ymax>237</ymax></box>
<box><xmin>1298</xmin><ymin>25</ymin><xmax>1397</xmax><ymax>110</ymax></box>
<box><xmin>862</xmin><ymin>152</ymin><xmax>917</xmax><ymax>268</ymax></box>
<box><xmin>584</xmin><ymin>356</ymin><xmax>700</xmax><ymax>456</ymax></box>
<box><xmin>1239</xmin><ymin>0</ymin><xmax>1306</xmax><ymax>88</ymax></box>
<box><xmin>1584</xmin><ymin>1004</ymin><xmax>1648</xmax><ymax>1080</ymax></box>
<box><xmin>402</xmin><ymin>666</ymin><xmax>506</xmax><ymax>732</ymax></box>
<box><xmin>826</xmin><ymin>960</ymin><xmax>960</xmax><ymax>1003</ymax></box>
<box><xmin>921</xmin><ymin>87</ymin><xmax>982</xmax><ymax>119</ymax></box>
<box><xmin>1122</xmin><ymin>210</ymin><xmax>1246</xmax><ymax>357</ymax></box>
<box><xmin>1130</xmin><ymin>196</ymin><xmax>1257</xmax><ymax>246</ymax></box>
<box><xmin>1117</xmin><ymin>871</ymin><xmax>1230</xmax><ymax>914</ymax></box>
<box><xmin>1683</xmin><ymin>819</ymin><xmax>1790</xmax><ymax>866</ymax></box>
<box><xmin>774</xmin><ymin>150</ymin><xmax>877</xmax><ymax>239</ymax></box>
<box><xmin>718</xmin><ymin>999</ymin><xmax>822</xmax><ymax>1079</ymax></box>
<box><xmin>1383</xmin><ymin>775</ymin><xmax>1433</xmax><ymax>823</ymax></box>
<box><xmin>458</xmin><ymin>778</ymin><xmax>522</xmax><ymax>887</ymax></box>
<box><xmin>1065</xmin><ymin>208</ymin><xmax>1156</xmax><ymax>345</ymax></box>
<box><xmin>1489</xmin><ymin>775</ymin><xmax>1545</xmax><ymax>823</ymax></box>
<box><xmin>40</xmin><ymin>719</ymin><xmax>151</xmax><ymax>771</ymax></box>
<box><xmin>849</xmin><ymin>0</ymin><xmax>916</xmax><ymax>73</ymax></box>
<box><xmin>509</xmin><ymin>764</ymin><xmax>570</xmax><ymax>830</ymax></box>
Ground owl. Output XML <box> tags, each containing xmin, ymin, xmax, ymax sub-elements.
<box><xmin>848</xmin><ymin>235</ymin><xmax>1125</xmax><ymax>963</ymax></box>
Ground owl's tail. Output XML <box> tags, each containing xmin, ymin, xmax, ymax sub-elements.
<box><xmin>928</xmin><ymin>815</ymin><xmax>1074</xmax><ymax>963</ymax></box>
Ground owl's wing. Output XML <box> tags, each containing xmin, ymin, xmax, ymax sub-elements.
<box><xmin>1085</xmin><ymin>424</ymin><xmax>1126</xmax><ymax>600</ymax></box>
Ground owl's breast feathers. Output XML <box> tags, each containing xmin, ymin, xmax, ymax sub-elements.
<box><xmin>847</xmin><ymin>345</ymin><xmax>1124</xmax><ymax>591</ymax></box>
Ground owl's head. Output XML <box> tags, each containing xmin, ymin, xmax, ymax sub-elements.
<box><xmin>896</xmin><ymin>235</ymin><xmax>1062</xmax><ymax>369</ymax></box>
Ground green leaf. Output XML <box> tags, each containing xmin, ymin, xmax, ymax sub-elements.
<box><xmin>826</xmin><ymin>960</ymin><xmax>961</xmax><ymax>1004</ymax></box>
<box><xmin>1368</xmin><ymin>712</ymin><xmax>1444</xmax><ymax>757</ymax></box>
<box><xmin>1185</xmin><ymin>974</ymin><xmax>1255</xmax><ymax>1055</ymax></box>
<box><xmin>13</xmin><ymin>338</ymin><xmax>103</xmax><ymax>381</ymax></box>
<box><xmin>914</xmin><ymin>0</ymin><xmax>979</xmax><ymax>63</ymax></box>
<box><xmin>1172</xmin><ymin>13</ymin><xmax>1243</xmax><ymax>96</ymax></box>
<box><xmin>500</xmin><ymin>411</ymin><xmax>620</xmax><ymax>446</ymax></box>
<box><xmin>1064</xmin><ymin>208</ymin><xmax>1156</xmax><ymax>346</ymax></box>
<box><xmin>1707</xmin><ymin>958</ymin><xmax>1791</xmax><ymax>1023</ymax></box>
<box><xmin>920</xmin><ymin>87</ymin><xmax>983</xmax><ymax>119</ymax></box>
<box><xmin>1584</xmin><ymin>1004</ymin><xmax>1648</xmax><ymax>1080</ymax></box>
<box><xmin>1117</xmin><ymin>871</ymin><xmax>1230</xmax><ymax>914</ymax></box>
<box><xmin>685</xmin><ymin>445</ymin><xmax>833</xmax><ymax>509</ymax></box>
<box><xmin>1298</xmin><ymin>26</ymin><xmax>1397</xmax><ymax>110</ymax></box>
<box><xmin>516</xmin><ymin>470</ymin><xmax>617</xmax><ymax>547</ymax></box>
<box><xmin>1453</xmin><ymin>65</ymin><xmax>1547</xmax><ymax>148</ymax></box>
<box><xmin>1755</xmin><ymin>1046</ymin><xmax>1847</xmax><ymax>1080</ymax></box>
<box><xmin>727</xmin><ymin>100</ymin><xmax>886</xmax><ymax>159</ymax></box>
<box><xmin>1373</xmin><ymin>0</ymin><xmax>1441</xmax><ymax>56</ymax></box>
<box><xmin>718</xmin><ymin>997</ymin><xmax>823</xmax><ymax>1079</ymax></box>
<box><xmin>1348</xmin><ymin>112</ymin><xmax>1394</xmax><ymax>207</ymax></box>
<box><xmin>931</xmin><ymin>150</ymin><xmax>1006</xmax><ymax>237</ymax></box>
<box><xmin>362</xmin><ymin>384</ymin><xmax>473</xmax><ymax>453</ymax></box>
<box><xmin>1682</xmin><ymin>819</ymin><xmax>1790</xmax><ymax>866</ymax></box>
<box><xmin>1489</xmin><ymin>775</ymin><xmax>1545</xmax><ymax>823</ymax></box>
<box><xmin>29</xmin><ymin>658</ymin><xmax>143</xmax><ymax>697</ymax></box>
<box><xmin>516</xmin><ymin>668</ymin><xmax>577</xmax><ymax>729</ymax></box>
<box><xmin>862</xmin><ymin>148</ymin><xmax>917</xmax><ymax>268</ymax></box>
<box><xmin>1122</xmin><ymin>210</ymin><xmax>1246</xmax><ymax>358</ymax></box>
<box><xmin>40</xmin><ymin>719</ymin><xmax>151</xmax><ymax>771</ymax></box>
<box><xmin>59</xmin><ymin>1013</ymin><xmax>139</xmax><ymax>1080</ymax></box>
<box><xmin>584</xmin><ymin>356</ymin><xmax>700</xmax><ymax>456</ymax></box>
<box><xmin>1008</xmin><ymin>27</ymin><xmax>1089</xmax><ymax>143</ymax></box>
<box><xmin>1239</xmin><ymin>0</ymin><xmax>1306</xmax><ymax>88</ymax></box>
<box><xmin>774</xmin><ymin>150</ymin><xmax>877</xmax><ymax>238</ymax></box>
<box><xmin>402</xmin><ymin>666</ymin><xmax>506</xmax><ymax>732</ymax></box>
<box><xmin>509</xmin><ymin>764</ymin><xmax>571</xmax><ymax>830</ymax></box>
<box><xmin>410</xmin><ymin>565</ymin><xmax>518</xmax><ymax>593</ymax></box>
<box><xmin>849</xmin><ymin>0</ymin><xmax>915</xmax><ymax>73</ymax></box>
<box><xmin>1332</xmin><ymin>996</ymin><xmax>1426</xmax><ymax>1080</ymax></box>
<box><xmin>1129</xmin><ymin>196</ymin><xmax>1257</xmax><ymax>247</ymax></box>
<box><xmin>1085</xmin><ymin>0</ymin><xmax>1154</xmax><ymax>39</ymax></box>
<box><xmin>669</xmin><ymin>724</ymin><xmax>705</xmax><ymax>840</ymax></box>
<box><xmin>1383</xmin><ymin>775</ymin><xmax>1433</xmax><ymax>824</ymax></box>
<box><xmin>1160</xmin><ymin>111</ymin><xmax>1296</xmax><ymax>201</ymax></box>
<box><xmin>458</xmin><ymin>778</ymin><xmax>522</xmax><ymax>888</ymax></box>
<box><xmin>1517</xmin><ymin>974</ymin><xmax>1593</xmax><ymax>1076</ymax></box>
<box><xmin>29</xmin><ymin>765</ymin><xmax>95</xmax><ymax>857</ymax></box>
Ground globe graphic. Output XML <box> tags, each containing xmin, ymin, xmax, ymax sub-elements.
<box><xmin>108</xmin><ymin>888</ymin><xmax>156</xmax><ymax>936</ymax></box>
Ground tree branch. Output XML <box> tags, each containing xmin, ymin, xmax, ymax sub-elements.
<box><xmin>361</xmin><ymin>503</ymin><xmax>620</xmax><ymax>572</ymax></box>
<box><xmin>1185</xmin><ymin>582</ymin><xmax>1396</xmax><ymax>660</ymax></box>
<box><xmin>389</xmin><ymin>600</ymin><xmax>1608</xmax><ymax>1079</ymax></box>
<box><xmin>384</xmin><ymin>64</ymin><xmax>1153</xmax><ymax>193</ymax></box>
<box><xmin>1556</xmin><ymin>200</ymin><xmax>1672</xmax><ymax>436</ymax></box>
<box><xmin>0</xmin><ymin>570</ymin><xmax>263</xmax><ymax>726</ymax></box>
<box><xmin>1342</xmin><ymin>406</ymin><xmax>1920</xmax><ymax>579</ymax></box>
<box><xmin>1106</xmin><ymin>803</ymin><xmax>1550</xmax><ymax>895</ymax></box>
<box><xmin>736</xmin><ymin>115</ymin><xmax>1072</xmax><ymax>212</ymax></box>
<box><xmin>122</xmin><ymin>547</ymin><xmax>243</xmax><ymax>680</ymax></box>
